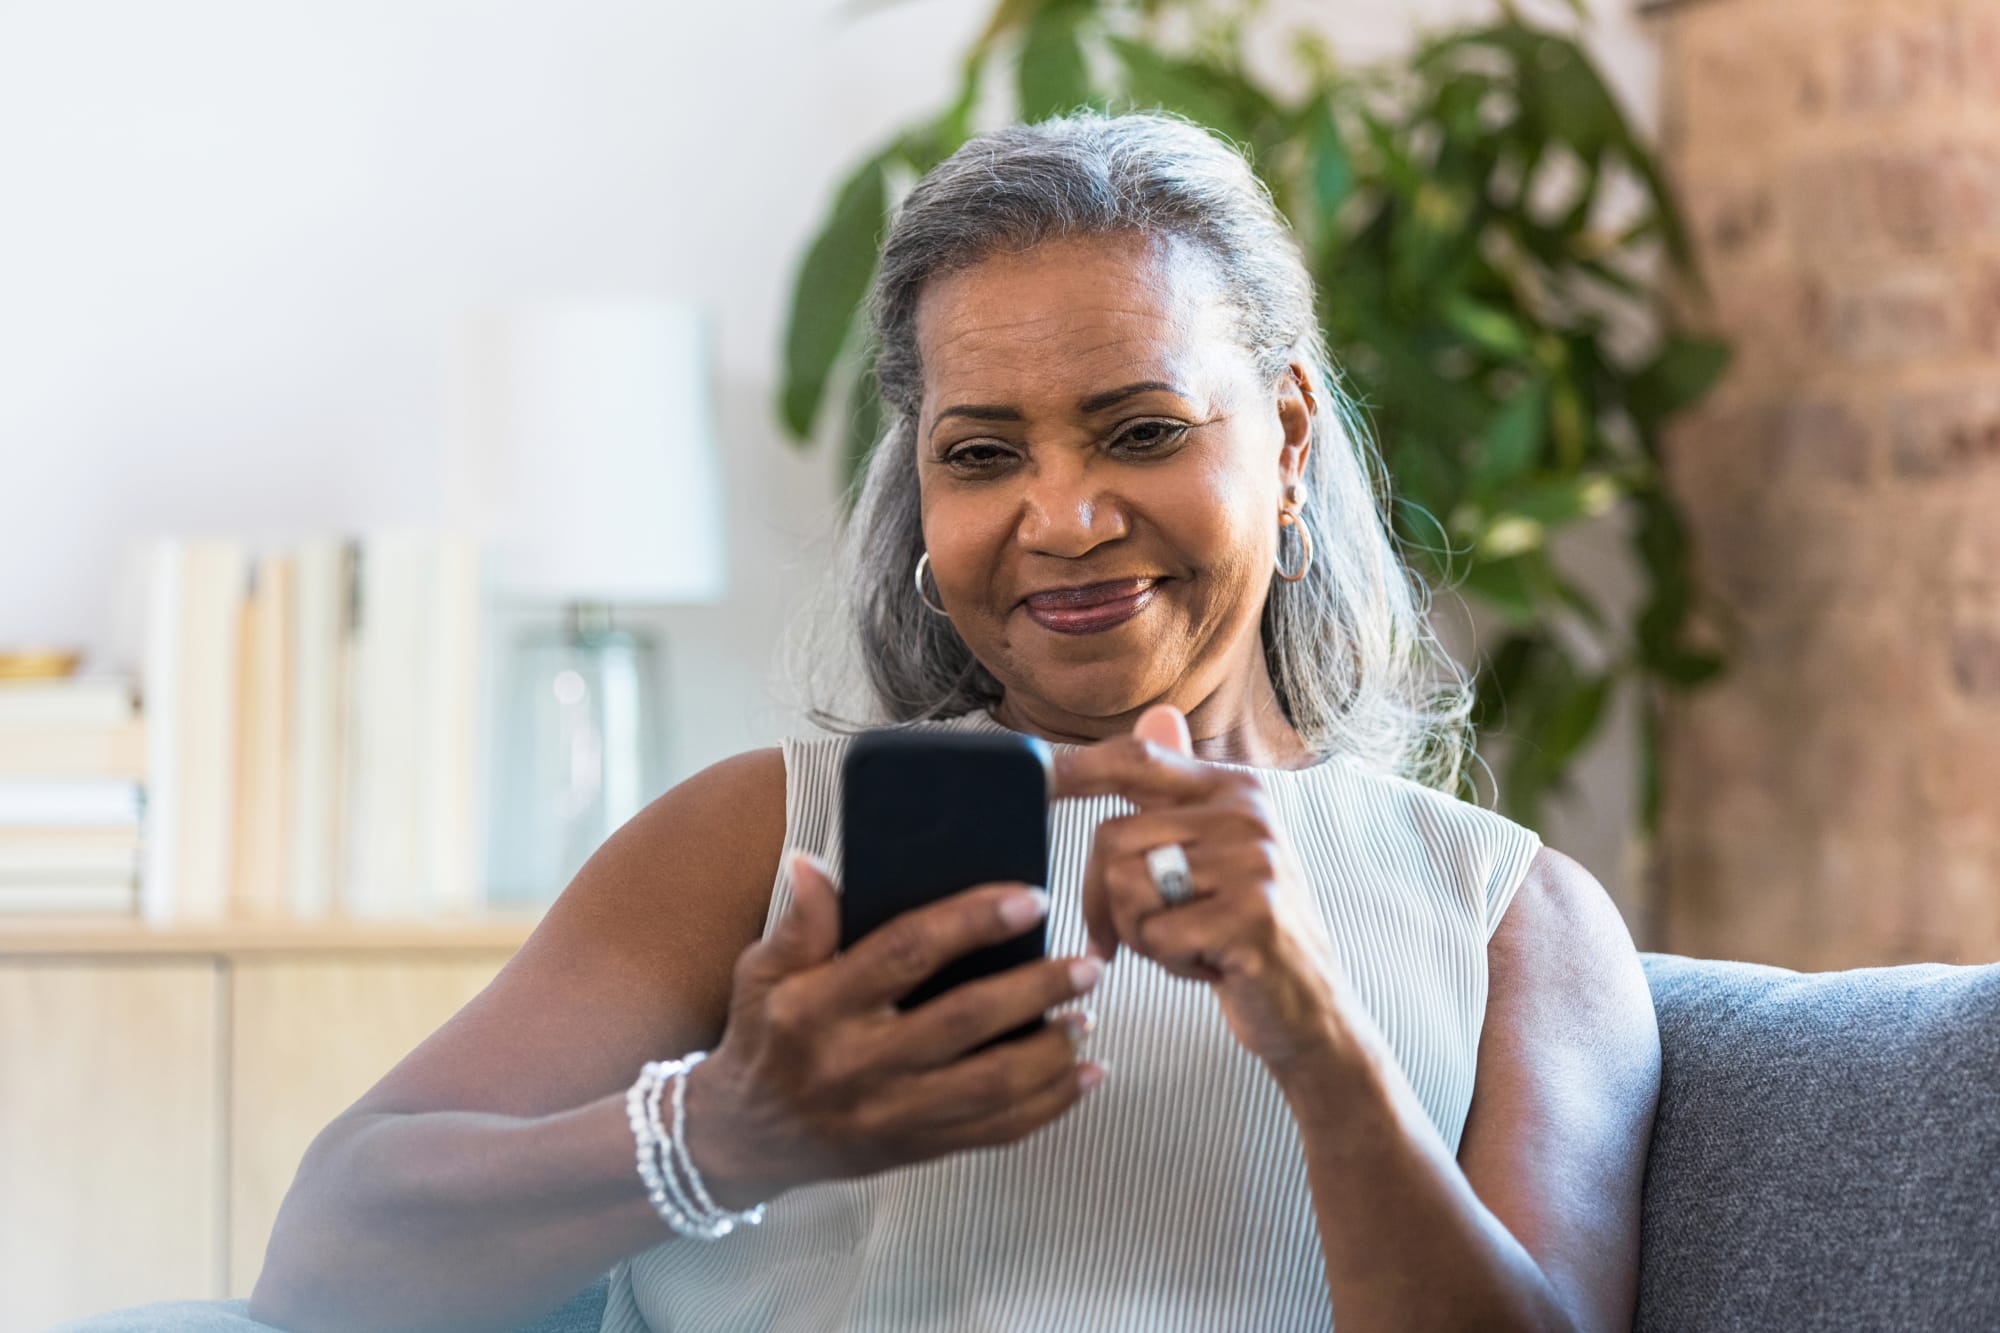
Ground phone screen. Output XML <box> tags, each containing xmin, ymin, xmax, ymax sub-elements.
<box><xmin>839</xmin><ymin>727</ymin><xmax>1053</xmax><ymax>1042</ymax></box>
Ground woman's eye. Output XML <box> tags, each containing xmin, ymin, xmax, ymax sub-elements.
<box><xmin>943</xmin><ymin>443</ymin><xmax>1011</xmax><ymax>468</ymax></box>
<box><xmin>1114</xmin><ymin>421</ymin><xmax>1188</xmax><ymax>452</ymax></box>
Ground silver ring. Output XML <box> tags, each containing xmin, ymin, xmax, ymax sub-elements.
<box><xmin>1145</xmin><ymin>842</ymin><xmax>1193</xmax><ymax>906</ymax></box>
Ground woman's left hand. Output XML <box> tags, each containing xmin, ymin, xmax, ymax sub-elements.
<box><xmin>1053</xmin><ymin>704</ymin><xmax>1376</xmax><ymax>1079</ymax></box>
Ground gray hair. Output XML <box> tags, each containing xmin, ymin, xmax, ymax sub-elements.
<box><xmin>783</xmin><ymin>110</ymin><xmax>1475</xmax><ymax>793</ymax></box>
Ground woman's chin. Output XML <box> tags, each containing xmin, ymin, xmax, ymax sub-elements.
<box><xmin>1005</xmin><ymin>664</ymin><xmax>1180</xmax><ymax>727</ymax></box>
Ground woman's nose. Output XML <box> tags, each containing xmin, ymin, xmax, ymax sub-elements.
<box><xmin>1015</xmin><ymin>463</ymin><xmax>1129</xmax><ymax>557</ymax></box>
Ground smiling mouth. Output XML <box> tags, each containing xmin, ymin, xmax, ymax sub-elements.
<box><xmin>1020</xmin><ymin>578</ymin><xmax>1165</xmax><ymax>634</ymax></box>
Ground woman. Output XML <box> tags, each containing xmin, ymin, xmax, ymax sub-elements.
<box><xmin>252</xmin><ymin>112</ymin><xmax>1659</xmax><ymax>1332</ymax></box>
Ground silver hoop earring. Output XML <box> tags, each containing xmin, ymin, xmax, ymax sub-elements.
<box><xmin>1276</xmin><ymin>510</ymin><xmax>1314</xmax><ymax>583</ymax></box>
<box><xmin>914</xmin><ymin>551</ymin><xmax>949</xmax><ymax>616</ymax></box>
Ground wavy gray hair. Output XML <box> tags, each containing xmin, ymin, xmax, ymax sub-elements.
<box><xmin>784</xmin><ymin>110</ymin><xmax>1474</xmax><ymax>793</ymax></box>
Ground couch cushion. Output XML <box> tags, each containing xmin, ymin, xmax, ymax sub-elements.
<box><xmin>1637</xmin><ymin>952</ymin><xmax>2000</xmax><ymax>1333</ymax></box>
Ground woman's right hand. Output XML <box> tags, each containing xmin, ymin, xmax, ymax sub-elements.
<box><xmin>681</xmin><ymin>849</ymin><xmax>1106</xmax><ymax>1210</ymax></box>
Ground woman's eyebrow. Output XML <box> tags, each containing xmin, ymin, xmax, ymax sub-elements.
<box><xmin>1078</xmin><ymin>380</ymin><xmax>1182</xmax><ymax>413</ymax></box>
<box><xmin>928</xmin><ymin>381</ymin><xmax>1185</xmax><ymax>439</ymax></box>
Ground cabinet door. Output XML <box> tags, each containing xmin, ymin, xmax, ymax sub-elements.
<box><xmin>228</xmin><ymin>953</ymin><xmax>514</xmax><ymax>1295</ymax></box>
<box><xmin>0</xmin><ymin>960</ymin><xmax>224</xmax><ymax>1328</ymax></box>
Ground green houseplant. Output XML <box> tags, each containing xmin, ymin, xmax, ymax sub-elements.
<box><xmin>776</xmin><ymin>0</ymin><xmax>1732</xmax><ymax>837</ymax></box>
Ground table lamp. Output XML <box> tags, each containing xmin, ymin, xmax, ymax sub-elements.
<box><xmin>446</xmin><ymin>302</ymin><xmax>726</xmax><ymax>907</ymax></box>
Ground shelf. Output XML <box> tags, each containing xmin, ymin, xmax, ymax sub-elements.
<box><xmin>0</xmin><ymin>914</ymin><xmax>544</xmax><ymax>958</ymax></box>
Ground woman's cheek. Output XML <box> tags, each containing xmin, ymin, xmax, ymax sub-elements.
<box><xmin>923</xmin><ymin>494</ymin><xmax>1011</xmax><ymax>614</ymax></box>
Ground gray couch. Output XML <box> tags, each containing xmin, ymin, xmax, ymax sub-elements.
<box><xmin>1634</xmin><ymin>951</ymin><xmax>2000</xmax><ymax>1332</ymax></box>
<box><xmin>59</xmin><ymin>952</ymin><xmax>2000</xmax><ymax>1332</ymax></box>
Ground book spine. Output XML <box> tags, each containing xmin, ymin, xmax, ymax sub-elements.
<box><xmin>288</xmin><ymin>539</ymin><xmax>350</xmax><ymax>921</ymax></box>
<box><xmin>0</xmin><ymin>681</ymin><xmax>138</xmax><ymax>728</ymax></box>
<box><xmin>425</xmin><ymin>537</ymin><xmax>483</xmax><ymax>916</ymax></box>
<box><xmin>0</xmin><ymin>722</ymin><xmax>147</xmax><ymax>779</ymax></box>
<box><xmin>343</xmin><ymin>533</ymin><xmax>427</xmax><ymax>918</ymax></box>
<box><xmin>230</xmin><ymin>551</ymin><xmax>294</xmax><ymax>919</ymax></box>
<box><xmin>140</xmin><ymin>539</ymin><xmax>185</xmax><ymax>926</ymax></box>
<box><xmin>0</xmin><ymin>882</ymin><xmax>137</xmax><ymax>914</ymax></box>
<box><xmin>176</xmin><ymin>540</ymin><xmax>246</xmax><ymax>922</ymax></box>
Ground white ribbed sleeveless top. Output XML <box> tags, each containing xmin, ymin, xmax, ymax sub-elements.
<box><xmin>601</xmin><ymin>709</ymin><xmax>1542</xmax><ymax>1332</ymax></box>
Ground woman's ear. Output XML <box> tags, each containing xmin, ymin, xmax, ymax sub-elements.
<box><xmin>1275</xmin><ymin>360</ymin><xmax>1315</xmax><ymax>488</ymax></box>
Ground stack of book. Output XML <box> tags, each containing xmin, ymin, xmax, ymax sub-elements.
<box><xmin>139</xmin><ymin>533</ymin><xmax>484</xmax><ymax>925</ymax></box>
<box><xmin>0</xmin><ymin>678</ymin><xmax>146</xmax><ymax>916</ymax></box>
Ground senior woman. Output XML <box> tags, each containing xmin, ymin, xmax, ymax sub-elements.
<box><xmin>252</xmin><ymin>111</ymin><xmax>1658</xmax><ymax>1333</ymax></box>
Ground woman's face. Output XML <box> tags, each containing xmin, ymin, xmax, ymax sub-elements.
<box><xmin>913</xmin><ymin>230</ymin><xmax>1313</xmax><ymax>727</ymax></box>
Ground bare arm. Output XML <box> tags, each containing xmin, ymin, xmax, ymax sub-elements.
<box><xmin>1054</xmin><ymin>722</ymin><xmax>1660</xmax><ymax>1330</ymax></box>
<box><xmin>248</xmin><ymin>747</ymin><xmax>788</xmax><ymax>1333</ymax></box>
<box><xmin>1455</xmin><ymin>846</ymin><xmax>1661</xmax><ymax>1332</ymax></box>
<box><xmin>1278</xmin><ymin>845</ymin><xmax>1660</xmax><ymax>1331</ymax></box>
<box><xmin>249</xmin><ymin>744</ymin><xmax>1103</xmax><ymax>1333</ymax></box>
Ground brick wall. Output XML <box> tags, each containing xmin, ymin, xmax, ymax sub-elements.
<box><xmin>1653</xmin><ymin>0</ymin><xmax>2000</xmax><ymax>966</ymax></box>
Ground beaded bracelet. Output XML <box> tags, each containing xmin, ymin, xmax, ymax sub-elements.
<box><xmin>625</xmin><ymin>1054</ymin><xmax>767</xmax><ymax>1241</ymax></box>
<box><xmin>634</xmin><ymin>1062</ymin><xmax>707</xmax><ymax>1236</ymax></box>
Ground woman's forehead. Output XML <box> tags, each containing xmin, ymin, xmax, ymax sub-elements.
<box><xmin>914</xmin><ymin>233</ymin><xmax>1238</xmax><ymax>413</ymax></box>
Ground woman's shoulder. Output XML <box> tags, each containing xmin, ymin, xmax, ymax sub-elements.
<box><xmin>1317</xmin><ymin>754</ymin><xmax>1544</xmax><ymax>939</ymax></box>
<box><xmin>616</xmin><ymin>745</ymin><xmax>789</xmax><ymax>922</ymax></box>
<box><xmin>1325</xmin><ymin>751</ymin><xmax>1538</xmax><ymax>840</ymax></box>
<box><xmin>661</xmin><ymin>745</ymin><xmax>787</xmax><ymax>823</ymax></box>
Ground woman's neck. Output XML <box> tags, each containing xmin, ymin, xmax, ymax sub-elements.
<box><xmin>989</xmin><ymin>661</ymin><xmax>1318</xmax><ymax>771</ymax></box>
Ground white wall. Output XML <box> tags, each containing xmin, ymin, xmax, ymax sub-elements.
<box><xmin>0</xmin><ymin>0</ymin><xmax>1656</xmax><ymax>914</ymax></box>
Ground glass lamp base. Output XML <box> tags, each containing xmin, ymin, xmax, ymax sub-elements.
<box><xmin>485</xmin><ymin>605</ymin><xmax>667</xmax><ymax>907</ymax></box>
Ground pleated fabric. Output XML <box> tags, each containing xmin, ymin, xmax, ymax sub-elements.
<box><xmin>600</xmin><ymin>709</ymin><xmax>1542</xmax><ymax>1332</ymax></box>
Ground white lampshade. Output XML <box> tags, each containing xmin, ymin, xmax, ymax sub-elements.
<box><xmin>445</xmin><ymin>302</ymin><xmax>727</xmax><ymax>606</ymax></box>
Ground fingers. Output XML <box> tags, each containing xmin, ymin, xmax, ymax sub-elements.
<box><xmin>736</xmin><ymin>849</ymin><xmax>841</xmax><ymax>991</ymax></box>
<box><xmin>1081</xmin><ymin>805</ymin><xmax>1264</xmax><ymax>962</ymax></box>
<box><xmin>1098</xmin><ymin>836</ymin><xmax>1233</xmax><ymax>963</ymax></box>
<box><xmin>1133</xmin><ymin>892</ymin><xmax>1257</xmax><ymax>982</ymax></box>
<box><xmin>812</xmin><ymin>881</ymin><xmax>1050</xmax><ymax>1013</ymax></box>
<box><xmin>892</xmin><ymin>953</ymin><xmax>1105</xmax><ymax>1069</ymax></box>
<box><xmin>1132</xmin><ymin>703</ymin><xmax>1193</xmax><ymax>757</ymax></box>
<box><xmin>1051</xmin><ymin>733</ymin><xmax>1227</xmax><ymax>805</ymax></box>
<box><xmin>937</xmin><ymin>1051</ymin><xmax>1106</xmax><ymax>1152</ymax></box>
<box><xmin>868</xmin><ymin>1018</ymin><xmax>1104</xmax><ymax>1145</ymax></box>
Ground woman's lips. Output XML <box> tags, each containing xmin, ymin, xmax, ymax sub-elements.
<box><xmin>1021</xmin><ymin>578</ymin><xmax>1163</xmax><ymax>635</ymax></box>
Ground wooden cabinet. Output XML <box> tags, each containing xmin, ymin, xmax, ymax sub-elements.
<box><xmin>0</xmin><ymin>923</ymin><xmax>532</xmax><ymax>1330</ymax></box>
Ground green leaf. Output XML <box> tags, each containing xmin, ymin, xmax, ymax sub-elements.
<box><xmin>1551</xmin><ymin>573</ymin><xmax>1609</xmax><ymax>633</ymax></box>
<box><xmin>1460</xmin><ymin>553</ymin><xmax>1541</xmax><ymax>624</ymax></box>
<box><xmin>778</xmin><ymin>154</ymin><xmax>889</xmax><ymax>441</ymax></box>
<box><xmin>1305</xmin><ymin>99</ymin><xmax>1354</xmax><ymax>222</ymax></box>
<box><xmin>1541</xmin><ymin>672</ymin><xmax>1613</xmax><ymax>772</ymax></box>
<box><xmin>1018</xmin><ymin>4</ymin><xmax>1092</xmax><ymax>121</ymax></box>
<box><xmin>1630</xmin><ymin>487</ymin><xmax>1730</xmax><ymax>687</ymax></box>
<box><xmin>970</xmin><ymin>0</ymin><xmax>1048</xmax><ymax>62</ymax></box>
<box><xmin>1573</xmin><ymin>254</ymin><xmax>1644</xmax><ymax>299</ymax></box>
<box><xmin>1629</xmin><ymin>335</ymin><xmax>1732</xmax><ymax>426</ymax></box>
<box><xmin>1471</xmin><ymin>377</ymin><xmax>1546</xmax><ymax>491</ymax></box>
<box><xmin>1499</xmin><ymin>658</ymin><xmax>1612</xmax><ymax>825</ymax></box>
<box><xmin>1443</xmin><ymin>297</ymin><xmax>1535</xmax><ymax>359</ymax></box>
<box><xmin>1530</xmin><ymin>37</ymin><xmax>1622</xmax><ymax>160</ymax></box>
<box><xmin>1495</xmin><ymin>471</ymin><xmax>1623</xmax><ymax>527</ymax></box>
<box><xmin>1549</xmin><ymin>377</ymin><xmax>1588</xmax><ymax>470</ymax></box>
<box><xmin>1107</xmin><ymin>35</ymin><xmax>1272</xmax><ymax>142</ymax></box>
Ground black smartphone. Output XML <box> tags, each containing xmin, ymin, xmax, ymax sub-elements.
<box><xmin>839</xmin><ymin>726</ymin><xmax>1054</xmax><ymax>1045</ymax></box>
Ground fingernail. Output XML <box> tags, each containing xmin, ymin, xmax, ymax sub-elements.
<box><xmin>1069</xmin><ymin>956</ymin><xmax>1104</xmax><ymax>992</ymax></box>
<box><xmin>1079</xmin><ymin>1063</ymin><xmax>1107</xmax><ymax>1093</ymax></box>
<box><xmin>1059</xmin><ymin>1009</ymin><xmax>1096</xmax><ymax>1046</ymax></box>
<box><xmin>1000</xmin><ymin>887</ymin><xmax>1049</xmax><ymax>930</ymax></box>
